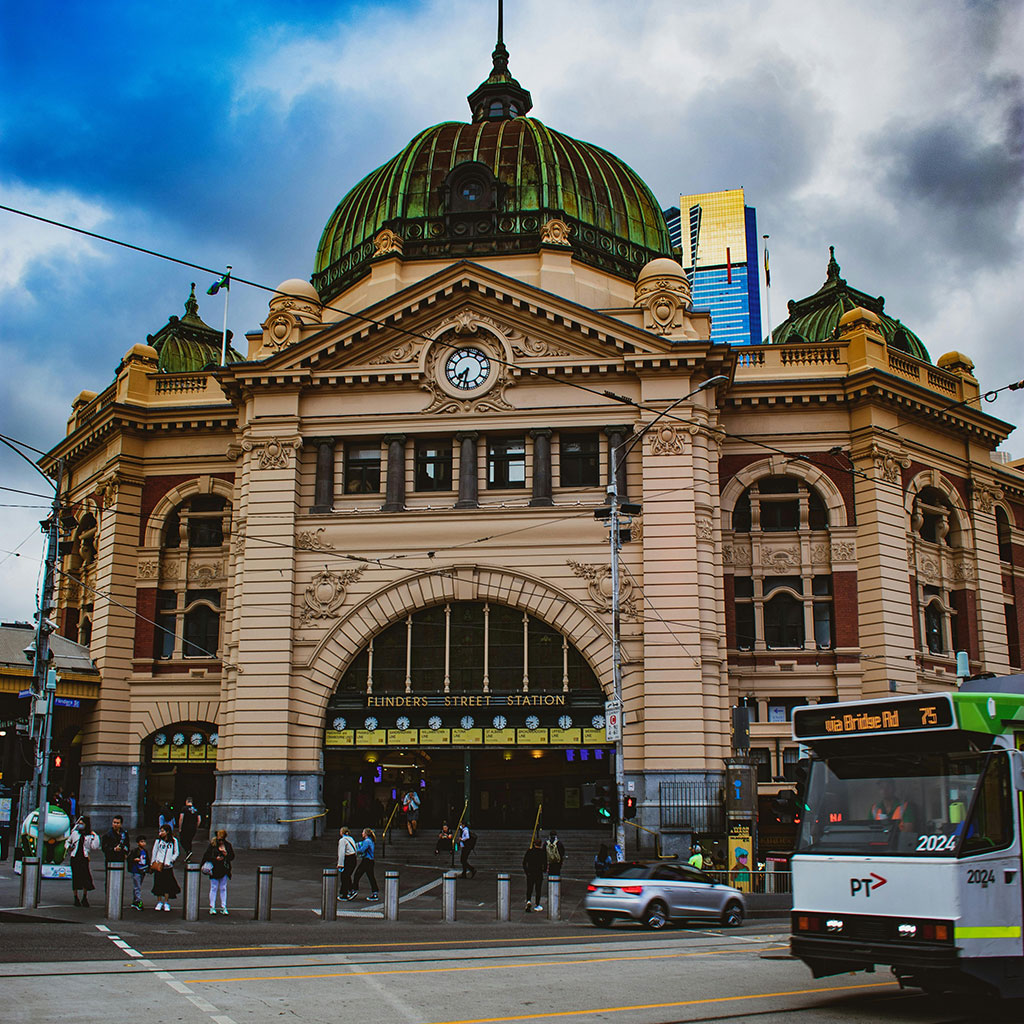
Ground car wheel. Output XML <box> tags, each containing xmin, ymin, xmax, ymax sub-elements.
<box><xmin>588</xmin><ymin>912</ymin><xmax>613</xmax><ymax>928</ymax></box>
<box><xmin>721</xmin><ymin>901</ymin><xmax>744</xmax><ymax>928</ymax></box>
<box><xmin>642</xmin><ymin>899</ymin><xmax>669</xmax><ymax>930</ymax></box>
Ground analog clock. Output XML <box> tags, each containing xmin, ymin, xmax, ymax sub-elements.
<box><xmin>445</xmin><ymin>347</ymin><xmax>491</xmax><ymax>390</ymax></box>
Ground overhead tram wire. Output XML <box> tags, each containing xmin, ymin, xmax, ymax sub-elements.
<box><xmin>4</xmin><ymin>205</ymin><xmax>1016</xmax><ymax>508</ymax></box>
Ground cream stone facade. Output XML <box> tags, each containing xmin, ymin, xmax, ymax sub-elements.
<box><xmin>39</xmin><ymin>49</ymin><xmax>1024</xmax><ymax>851</ymax></box>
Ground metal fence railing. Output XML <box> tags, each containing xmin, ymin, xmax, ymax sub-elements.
<box><xmin>659</xmin><ymin>780</ymin><xmax>725</xmax><ymax>834</ymax></box>
<box><xmin>704</xmin><ymin>870</ymin><xmax>792</xmax><ymax>894</ymax></box>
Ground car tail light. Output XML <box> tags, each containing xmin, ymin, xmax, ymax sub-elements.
<box><xmin>621</xmin><ymin>885</ymin><xmax>644</xmax><ymax>895</ymax></box>
<box><xmin>795</xmin><ymin>914</ymin><xmax>821</xmax><ymax>932</ymax></box>
<box><xmin>586</xmin><ymin>884</ymin><xmax>598</xmax><ymax>892</ymax></box>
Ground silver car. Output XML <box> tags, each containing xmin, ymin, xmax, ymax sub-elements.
<box><xmin>583</xmin><ymin>861</ymin><xmax>746</xmax><ymax>929</ymax></box>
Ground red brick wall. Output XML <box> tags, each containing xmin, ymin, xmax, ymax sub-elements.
<box><xmin>950</xmin><ymin>588</ymin><xmax>978</xmax><ymax>659</ymax></box>
<box><xmin>832</xmin><ymin>570</ymin><xmax>859</xmax><ymax>647</ymax></box>
<box><xmin>723</xmin><ymin>573</ymin><xmax>737</xmax><ymax>649</ymax></box>
<box><xmin>134</xmin><ymin>587</ymin><xmax>158</xmax><ymax>659</ymax></box>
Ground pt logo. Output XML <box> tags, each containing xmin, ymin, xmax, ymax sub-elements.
<box><xmin>850</xmin><ymin>872</ymin><xmax>887</xmax><ymax>897</ymax></box>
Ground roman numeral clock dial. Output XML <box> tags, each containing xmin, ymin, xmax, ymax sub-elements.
<box><xmin>445</xmin><ymin>348</ymin><xmax>491</xmax><ymax>390</ymax></box>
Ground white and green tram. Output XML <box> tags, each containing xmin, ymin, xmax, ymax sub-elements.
<box><xmin>790</xmin><ymin>677</ymin><xmax>1024</xmax><ymax>997</ymax></box>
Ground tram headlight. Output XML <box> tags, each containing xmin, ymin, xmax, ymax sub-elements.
<box><xmin>897</xmin><ymin>923</ymin><xmax>918</xmax><ymax>938</ymax></box>
<box><xmin>826</xmin><ymin>918</ymin><xmax>844</xmax><ymax>933</ymax></box>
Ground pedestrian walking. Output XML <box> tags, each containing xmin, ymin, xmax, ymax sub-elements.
<box><xmin>545</xmin><ymin>830</ymin><xmax>566</xmax><ymax>875</ymax></box>
<box><xmin>151</xmin><ymin>823</ymin><xmax>181</xmax><ymax>911</ymax></box>
<box><xmin>457</xmin><ymin>822</ymin><xmax>477</xmax><ymax>878</ymax></box>
<box><xmin>66</xmin><ymin>816</ymin><xmax>99</xmax><ymax>907</ymax></box>
<box><xmin>337</xmin><ymin>826</ymin><xmax>358</xmax><ymax>900</ymax></box>
<box><xmin>200</xmin><ymin>829</ymin><xmax>234</xmax><ymax>915</ymax></box>
<box><xmin>100</xmin><ymin>814</ymin><xmax>131</xmax><ymax>863</ymax></box>
<box><xmin>128</xmin><ymin>836</ymin><xmax>149</xmax><ymax>910</ymax></box>
<box><xmin>688</xmin><ymin>843</ymin><xmax>704</xmax><ymax>869</ymax></box>
<box><xmin>523</xmin><ymin>836</ymin><xmax>546</xmax><ymax>912</ymax></box>
<box><xmin>402</xmin><ymin>789</ymin><xmax>420</xmax><ymax>836</ymax></box>
<box><xmin>176</xmin><ymin>796</ymin><xmax>202</xmax><ymax>862</ymax></box>
<box><xmin>352</xmin><ymin>827</ymin><xmax>379</xmax><ymax>901</ymax></box>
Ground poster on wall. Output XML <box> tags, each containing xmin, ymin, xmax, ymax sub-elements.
<box><xmin>728</xmin><ymin>822</ymin><xmax>752</xmax><ymax>892</ymax></box>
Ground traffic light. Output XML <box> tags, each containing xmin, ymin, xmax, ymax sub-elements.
<box><xmin>770</xmin><ymin>790</ymin><xmax>799</xmax><ymax>824</ymax></box>
<box><xmin>624</xmin><ymin>795</ymin><xmax>637</xmax><ymax>819</ymax></box>
<box><xmin>594</xmin><ymin>782</ymin><xmax>612</xmax><ymax>819</ymax></box>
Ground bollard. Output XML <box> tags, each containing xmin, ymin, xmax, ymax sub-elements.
<box><xmin>384</xmin><ymin>870</ymin><xmax>399</xmax><ymax>921</ymax></box>
<box><xmin>442</xmin><ymin>870</ymin><xmax>457</xmax><ymax>922</ymax></box>
<box><xmin>20</xmin><ymin>857</ymin><xmax>41</xmax><ymax>909</ymax></box>
<box><xmin>184</xmin><ymin>862</ymin><xmax>201</xmax><ymax>921</ymax></box>
<box><xmin>547</xmin><ymin>875</ymin><xmax>560</xmax><ymax>920</ymax></box>
<box><xmin>496</xmin><ymin>872</ymin><xmax>510</xmax><ymax>922</ymax></box>
<box><xmin>105</xmin><ymin>862</ymin><xmax>125</xmax><ymax>920</ymax></box>
<box><xmin>255</xmin><ymin>865</ymin><xmax>273</xmax><ymax>921</ymax></box>
<box><xmin>321</xmin><ymin>868</ymin><xmax>338</xmax><ymax>922</ymax></box>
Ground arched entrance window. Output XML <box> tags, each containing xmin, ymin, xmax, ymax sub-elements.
<box><xmin>143</xmin><ymin>723</ymin><xmax>218</xmax><ymax>827</ymax></box>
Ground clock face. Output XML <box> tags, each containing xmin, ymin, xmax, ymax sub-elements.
<box><xmin>445</xmin><ymin>348</ymin><xmax>491</xmax><ymax>390</ymax></box>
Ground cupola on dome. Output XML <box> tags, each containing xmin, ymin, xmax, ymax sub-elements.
<box><xmin>312</xmin><ymin>33</ymin><xmax>673</xmax><ymax>303</ymax></box>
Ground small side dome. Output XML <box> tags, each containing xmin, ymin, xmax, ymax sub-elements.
<box><xmin>72</xmin><ymin>390</ymin><xmax>98</xmax><ymax>408</ymax></box>
<box><xmin>636</xmin><ymin>257</ymin><xmax>688</xmax><ymax>285</ymax></box>
<box><xmin>123</xmin><ymin>343</ymin><xmax>159</xmax><ymax>363</ymax></box>
<box><xmin>837</xmin><ymin>306</ymin><xmax>882</xmax><ymax>329</ymax></box>
<box><xmin>273</xmin><ymin>279</ymin><xmax>321</xmax><ymax>304</ymax></box>
<box><xmin>937</xmin><ymin>351</ymin><xmax>975</xmax><ymax>374</ymax></box>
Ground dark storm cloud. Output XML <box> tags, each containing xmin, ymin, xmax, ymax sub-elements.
<box><xmin>871</xmin><ymin>86</ymin><xmax>1024</xmax><ymax>267</ymax></box>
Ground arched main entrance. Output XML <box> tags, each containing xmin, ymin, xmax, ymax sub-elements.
<box><xmin>322</xmin><ymin>600</ymin><xmax>612</xmax><ymax>830</ymax></box>
<box><xmin>143</xmin><ymin>722</ymin><xmax>218</xmax><ymax>827</ymax></box>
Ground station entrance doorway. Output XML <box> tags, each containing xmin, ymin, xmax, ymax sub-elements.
<box><xmin>323</xmin><ymin>745</ymin><xmax>613</xmax><ymax>831</ymax></box>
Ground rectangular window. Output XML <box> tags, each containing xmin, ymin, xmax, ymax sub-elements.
<box><xmin>487</xmin><ymin>437</ymin><xmax>526</xmax><ymax>489</ymax></box>
<box><xmin>415</xmin><ymin>440</ymin><xmax>453</xmax><ymax>491</ymax></box>
<box><xmin>559</xmin><ymin>433</ymin><xmax>600</xmax><ymax>487</ymax></box>
<box><xmin>155</xmin><ymin>590</ymin><xmax>177</xmax><ymax>659</ymax></box>
<box><xmin>813</xmin><ymin>601</ymin><xmax>835</xmax><ymax>649</ymax></box>
<box><xmin>183</xmin><ymin>590</ymin><xmax>220</xmax><ymax>659</ymax></box>
<box><xmin>345</xmin><ymin>444</ymin><xmax>381</xmax><ymax>493</ymax></box>
<box><xmin>782</xmin><ymin>747</ymin><xmax>800</xmax><ymax>782</ymax></box>
<box><xmin>736</xmin><ymin>602</ymin><xmax>756</xmax><ymax>650</ymax></box>
<box><xmin>749</xmin><ymin>747</ymin><xmax>771</xmax><ymax>784</ymax></box>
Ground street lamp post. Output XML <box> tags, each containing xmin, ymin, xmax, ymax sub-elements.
<box><xmin>601</xmin><ymin>375</ymin><xmax>727</xmax><ymax>856</ymax></box>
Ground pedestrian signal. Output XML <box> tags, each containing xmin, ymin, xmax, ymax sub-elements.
<box><xmin>624</xmin><ymin>795</ymin><xmax>637</xmax><ymax>819</ymax></box>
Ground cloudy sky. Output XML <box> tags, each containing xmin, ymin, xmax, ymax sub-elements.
<box><xmin>1</xmin><ymin>0</ymin><xmax>1022</xmax><ymax>621</ymax></box>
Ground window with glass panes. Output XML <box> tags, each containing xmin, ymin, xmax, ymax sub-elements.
<box><xmin>559</xmin><ymin>432</ymin><xmax>600</xmax><ymax>487</ymax></box>
<box><xmin>487</xmin><ymin>437</ymin><xmax>526</xmax><ymax>489</ymax></box>
<box><xmin>415</xmin><ymin>439</ymin><xmax>453</xmax><ymax>491</ymax></box>
<box><xmin>345</xmin><ymin>443</ymin><xmax>381</xmax><ymax>493</ymax></box>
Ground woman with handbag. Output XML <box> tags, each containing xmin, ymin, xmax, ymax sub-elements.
<box><xmin>200</xmin><ymin>829</ymin><xmax>234</xmax><ymax>915</ymax></box>
<box><xmin>66</xmin><ymin>816</ymin><xmax>100</xmax><ymax>907</ymax></box>
<box><xmin>151</xmin><ymin>823</ymin><xmax>181</xmax><ymax>911</ymax></box>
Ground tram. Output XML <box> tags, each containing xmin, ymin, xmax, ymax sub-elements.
<box><xmin>789</xmin><ymin>676</ymin><xmax>1024</xmax><ymax>998</ymax></box>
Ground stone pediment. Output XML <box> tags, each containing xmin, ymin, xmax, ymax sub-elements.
<box><xmin>230</xmin><ymin>262</ymin><xmax>710</xmax><ymax>385</ymax></box>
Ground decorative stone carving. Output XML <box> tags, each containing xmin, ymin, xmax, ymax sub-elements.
<box><xmin>232</xmin><ymin>518</ymin><xmax>246</xmax><ymax>554</ymax></box>
<box><xmin>810</xmin><ymin>544</ymin><xmax>830</xmax><ymax>565</ymax></box>
<box><xmin>567</xmin><ymin>559</ymin><xmax>641</xmax><ymax>620</ymax></box>
<box><xmin>870</xmin><ymin>443</ymin><xmax>911</xmax><ymax>484</ymax></box>
<box><xmin>951</xmin><ymin>560</ymin><xmax>976</xmax><ymax>581</ymax></box>
<box><xmin>369</xmin><ymin>342</ymin><xmax>418</xmax><ymax>365</ymax></box>
<box><xmin>831</xmin><ymin>540</ymin><xmax>856</xmax><ymax>562</ymax></box>
<box><xmin>918</xmin><ymin>556</ymin><xmax>941</xmax><ymax>583</ymax></box>
<box><xmin>723</xmin><ymin>545</ymin><xmax>734</xmax><ymax>565</ymax></box>
<box><xmin>696</xmin><ymin>517</ymin><xmax>713</xmax><ymax>541</ymax></box>
<box><xmin>231</xmin><ymin>436</ymin><xmax>303</xmax><ymax>469</ymax></box>
<box><xmin>509</xmin><ymin>334</ymin><xmax>570</xmax><ymax>358</ymax></box>
<box><xmin>647</xmin><ymin>421</ymin><xmax>698</xmax><ymax>456</ymax></box>
<box><xmin>300</xmin><ymin>565</ymin><xmax>366</xmax><ymax>624</ymax></box>
<box><xmin>296</xmin><ymin>528</ymin><xmax>336</xmax><ymax>551</ymax></box>
<box><xmin>259</xmin><ymin>280</ymin><xmax>322</xmax><ymax>354</ymax></box>
<box><xmin>159</xmin><ymin>558</ymin><xmax>180</xmax><ymax>580</ymax></box>
<box><xmin>763</xmin><ymin>547</ymin><xmax>800</xmax><ymax>570</ymax></box>
<box><xmin>188</xmin><ymin>562</ymin><xmax>223</xmax><ymax>586</ymax></box>
<box><xmin>540</xmin><ymin>218</ymin><xmax>572</xmax><ymax>246</ymax></box>
<box><xmin>137</xmin><ymin>560</ymin><xmax>159</xmax><ymax>580</ymax></box>
<box><xmin>633</xmin><ymin>262</ymin><xmax>693</xmax><ymax>337</ymax></box>
<box><xmin>373</xmin><ymin>227</ymin><xmax>404</xmax><ymax>257</ymax></box>
<box><xmin>262</xmin><ymin>311</ymin><xmax>298</xmax><ymax>353</ymax></box>
<box><xmin>972</xmin><ymin>485</ymin><xmax>1003</xmax><ymax>513</ymax></box>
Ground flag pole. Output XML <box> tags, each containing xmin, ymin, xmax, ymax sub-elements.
<box><xmin>219</xmin><ymin>265</ymin><xmax>232</xmax><ymax>366</ymax></box>
<box><xmin>761</xmin><ymin>236</ymin><xmax>772</xmax><ymax>345</ymax></box>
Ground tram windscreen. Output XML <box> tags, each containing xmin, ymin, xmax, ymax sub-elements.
<box><xmin>796</xmin><ymin>750</ymin><xmax>1012</xmax><ymax>857</ymax></box>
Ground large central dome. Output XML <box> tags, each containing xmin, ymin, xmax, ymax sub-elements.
<box><xmin>313</xmin><ymin>40</ymin><xmax>673</xmax><ymax>303</ymax></box>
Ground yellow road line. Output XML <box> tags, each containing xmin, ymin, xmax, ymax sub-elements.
<box><xmin>187</xmin><ymin>945</ymin><xmax>788</xmax><ymax>984</ymax></box>
<box><xmin>415</xmin><ymin>980</ymin><xmax>899</xmax><ymax>1024</ymax></box>
<box><xmin>145</xmin><ymin>931</ymin><xmax>773</xmax><ymax>957</ymax></box>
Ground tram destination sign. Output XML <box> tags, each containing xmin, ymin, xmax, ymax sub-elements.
<box><xmin>793</xmin><ymin>694</ymin><xmax>955</xmax><ymax>741</ymax></box>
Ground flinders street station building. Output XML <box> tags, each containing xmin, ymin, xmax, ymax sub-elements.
<box><xmin>38</xmin><ymin>42</ymin><xmax>1024</xmax><ymax>848</ymax></box>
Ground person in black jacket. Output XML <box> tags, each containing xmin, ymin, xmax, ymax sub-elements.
<box><xmin>100</xmin><ymin>815</ymin><xmax>131</xmax><ymax>863</ymax></box>
<box><xmin>200</xmin><ymin>829</ymin><xmax>234</xmax><ymax>915</ymax></box>
<box><xmin>522</xmin><ymin>837</ymin><xmax>546</xmax><ymax>912</ymax></box>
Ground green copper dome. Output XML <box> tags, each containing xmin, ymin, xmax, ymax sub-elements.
<box><xmin>313</xmin><ymin>116</ymin><xmax>674</xmax><ymax>302</ymax></box>
<box><xmin>768</xmin><ymin>248</ymin><xmax>930</xmax><ymax>363</ymax></box>
<box><xmin>146</xmin><ymin>284</ymin><xmax>244</xmax><ymax>373</ymax></box>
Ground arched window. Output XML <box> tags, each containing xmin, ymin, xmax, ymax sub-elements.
<box><xmin>912</xmin><ymin>486</ymin><xmax>959</xmax><ymax>547</ymax></box>
<box><xmin>727</xmin><ymin>474</ymin><xmax>835</xmax><ymax>652</ymax></box>
<box><xmin>924</xmin><ymin>599</ymin><xmax>946</xmax><ymax>655</ymax></box>
<box><xmin>335</xmin><ymin>601</ymin><xmax>600</xmax><ymax>695</ymax></box>
<box><xmin>163</xmin><ymin>494</ymin><xmax>229</xmax><ymax>548</ymax></box>
<box><xmin>996</xmin><ymin>507</ymin><xmax>1013</xmax><ymax>563</ymax></box>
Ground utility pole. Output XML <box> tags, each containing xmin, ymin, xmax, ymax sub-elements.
<box><xmin>597</xmin><ymin>377</ymin><xmax>727</xmax><ymax>857</ymax></box>
<box><xmin>29</xmin><ymin>459</ymin><xmax>63</xmax><ymax>862</ymax></box>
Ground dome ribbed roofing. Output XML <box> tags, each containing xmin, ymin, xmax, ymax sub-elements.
<box><xmin>768</xmin><ymin>248</ymin><xmax>930</xmax><ymax>362</ymax></box>
<box><xmin>313</xmin><ymin>117</ymin><xmax>674</xmax><ymax>303</ymax></box>
<box><xmin>147</xmin><ymin>285</ymin><xmax>244</xmax><ymax>373</ymax></box>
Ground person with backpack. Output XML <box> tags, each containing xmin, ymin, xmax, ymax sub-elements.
<box><xmin>402</xmin><ymin>789</ymin><xmax>420</xmax><ymax>837</ymax></box>
<box><xmin>522</xmin><ymin>836</ymin><xmax>546</xmax><ymax>912</ymax></box>
<box><xmin>457</xmin><ymin>822</ymin><xmax>477</xmax><ymax>878</ymax></box>
<box><xmin>545</xmin><ymin>830</ymin><xmax>565</xmax><ymax>876</ymax></box>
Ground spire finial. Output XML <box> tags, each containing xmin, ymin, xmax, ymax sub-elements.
<box><xmin>184</xmin><ymin>282</ymin><xmax>200</xmax><ymax>318</ymax></box>
<box><xmin>467</xmin><ymin>2</ymin><xmax>532</xmax><ymax>122</ymax></box>
<box><xmin>826</xmin><ymin>245</ymin><xmax>841</xmax><ymax>282</ymax></box>
<box><xmin>497</xmin><ymin>0</ymin><xmax>503</xmax><ymax>46</ymax></box>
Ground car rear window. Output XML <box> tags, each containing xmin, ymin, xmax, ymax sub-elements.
<box><xmin>601</xmin><ymin>863</ymin><xmax>648</xmax><ymax>879</ymax></box>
